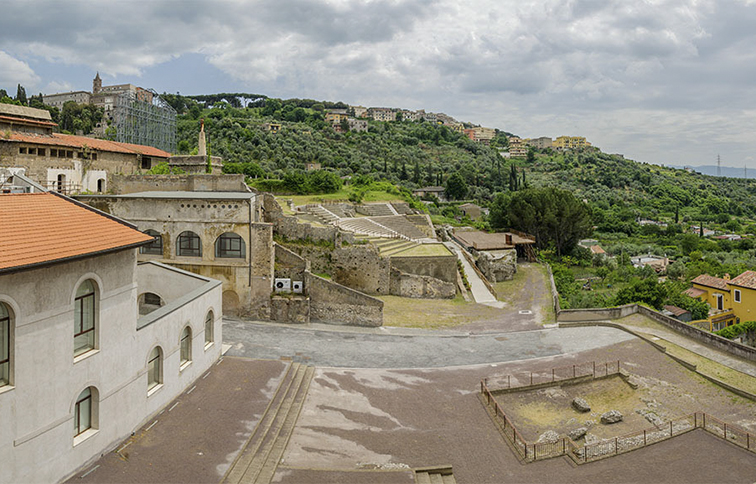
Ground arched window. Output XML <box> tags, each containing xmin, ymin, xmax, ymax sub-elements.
<box><xmin>138</xmin><ymin>292</ymin><xmax>163</xmax><ymax>316</ymax></box>
<box><xmin>204</xmin><ymin>311</ymin><xmax>214</xmax><ymax>348</ymax></box>
<box><xmin>96</xmin><ymin>178</ymin><xmax>105</xmax><ymax>193</ymax></box>
<box><xmin>147</xmin><ymin>347</ymin><xmax>162</xmax><ymax>391</ymax></box>
<box><xmin>0</xmin><ymin>303</ymin><xmax>11</xmax><ymax>387</ymax></box>
<box><xmin>177</xmin><ymin>231</ymin><xmax>202</xmax><ymax>257</ymax></box>
<box><xmin>140</xmin><ymin>229</ymin><xmax>163</xmax><ymax>255</ymax></box>
<box><xmin>215</xmin><ymin>233</ymin><xmax>245</xmax><ymax>259</ymax></box>
<box><xmin>180</xmin><ymin>326</ymin><xmax>192</xmax><ymax>367</ymax></box>
<box><xmin>74</xmin><ymin>387</ymin><xmax>98</xmax><ymax>437</ymax></box>
<box><xmin>74</xmin><ymin>280</ymin><xmax>96</xmax><ymax>357</ymax></box>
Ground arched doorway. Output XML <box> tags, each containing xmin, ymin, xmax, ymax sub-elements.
<box><xmin>222</xmin><ymin>290</ymin><xmax>240</xmax><ymax>317</ymax></box>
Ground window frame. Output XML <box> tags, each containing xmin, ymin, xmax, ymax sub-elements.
<box><xmin>180</xmin><ymin>326</ymin><xmax>192</xmax><ymax>368</ymax></box>
<box><xmin>140</xmin><ymin>229</ymin><xmax>163</xmax><ymax>255</ymax></box>
<box><xmin>74</xmin><ymin>388</ymin><xmax>92</xmax><ymax>437</ymax></box>
<box><xmin>0</xmin><ymin>303</ymin><xmax>11</xmax><ymax>388</ymax></box>
<box><xmin>204</xmin><ymin>311</ymin><xmax>214</xmax><ymax>348</ymax></box>
<box><xmin>215</xmin><ymin>232</ymin><xmax>246</xmax><ymax>259</ymax></box>
<box><xmin>734</xmin><ymin>289</ymin><xmax>741</xmax><ymax>303</ymax></box>
<box><xmin>147</xmin><ymin>346</ymin><xmax>162</xmax><ymax>392</ymax></box>
<box><xmin>177</xmin><ymin>231</ymin><xmax>202</xmax><ymax>257</ymax></box>
<box><xmin>74</xmin><ymin>281</ymin><xmax>96</xmax><ymax>358</ymax></box>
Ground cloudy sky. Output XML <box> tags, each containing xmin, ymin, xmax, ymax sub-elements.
<box><xmin>1</xmin><ymin>0</ymin><xmax>755</xmax><ymax>168</ymax></box>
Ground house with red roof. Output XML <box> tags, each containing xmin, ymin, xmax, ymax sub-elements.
<box><xmin>0</xmin><ymin>103</ymin><xmax>170</xmax><ymax>194</ymax></box>
<box><xmin>0</xmin><ymin>187</ymin><xmax>221</xmax><ymax>482</ymax></box>
<box><xmin>684</xmin><ymin>271</ymin><xmax>756</xmax><ymax>331</ymax></box>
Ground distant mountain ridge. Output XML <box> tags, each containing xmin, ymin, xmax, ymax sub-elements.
<box><xmin>668</xmin><ymin>164</ymin><xmax>751</xmax><ymax>179</ymax></box>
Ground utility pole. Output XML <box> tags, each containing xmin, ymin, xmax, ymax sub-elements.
<box><xmin>717</xmin><ymin>154</ymin><xmax>721</xmax><ymax>177</ymax></box>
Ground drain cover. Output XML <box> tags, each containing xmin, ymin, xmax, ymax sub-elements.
<box><xmin>518</xmin><ymin>310</ymin><xmax>533</xmax><ymax>315</ymax></box>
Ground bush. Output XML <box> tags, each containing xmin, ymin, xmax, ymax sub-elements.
<box><xmin>715</xmin><ymin>320</ymin><xmax>756</xmax><ymax>339</ymax></box>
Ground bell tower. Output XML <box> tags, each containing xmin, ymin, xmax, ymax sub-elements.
<box><xmin>93</xmin><ymin>72</ymin><xmax>102</xmax><ymax>94</ymax></box>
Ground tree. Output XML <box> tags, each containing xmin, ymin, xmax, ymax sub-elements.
<box><xmin>15</xmin><ymin>84</ymin><xmax>26</xmax><ymax>105</ymax></box>
<box><xmin>444</xmin><ymin>172</ymin><xmax>468</xmax><ymax>200</ymax></box>
<box><xmin>614</xmin><ymin>278</ymin><xmax>666</xmax><ymax>309</ymax></box>
<box><xmin>413</xmin><ymin>160</ymin><xmax>421</xmax><ymax>184</ymax></box>
<box><xmin>489</xmin><ymin>187</ymin><xmax>592</xmax><ymax>256</ymax></box>
<box><xmin>527</xmin><ymin>148</ymin><xmax>536</xmax><ymax>163</ymax></box>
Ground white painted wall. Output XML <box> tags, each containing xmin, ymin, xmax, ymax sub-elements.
<box><xmin>0</xmin><ymin>251</ymin><xmax>222</xmax><ymax>483</ymax></box>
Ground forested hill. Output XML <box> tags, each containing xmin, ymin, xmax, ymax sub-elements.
<box><xmin>167</xmin><ymin>94</ymin><xmax>756</xmax><ymax>225</ymax></box>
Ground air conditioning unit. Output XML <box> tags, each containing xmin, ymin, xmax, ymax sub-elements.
<box><xmin>292</xmin><ymin>281</ymin><xmax>303</xmax><ymax>294</ymax></box>
<box><xmin>274</xmin><ymin>278</ymin><xmax>291</xmax><ymax>293</ymax></box>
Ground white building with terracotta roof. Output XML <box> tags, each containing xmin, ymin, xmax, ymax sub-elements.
<box><xmin>0</xmin><ymin>103</ymin><xmax>171</xmax><ymax>194</ymax></box>
<box><xmin>0</xmin><ymin>190</ymin><xmax>222</xmax><ymax>483</ymax></box>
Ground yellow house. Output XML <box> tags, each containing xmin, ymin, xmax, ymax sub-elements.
<box><xmin>554</xmin><ymin>136</ymin><xmax>591</xmax><ymax>150</ymax></box>
<box><xmin>727</xmin><ymin>271</ymin><xmax>756</xmax><ymax>322</ymax></box>
<box><xmin>685</xmin><ymin>271</ymin><xmax>756</xmax><ymax>330</ymax></box>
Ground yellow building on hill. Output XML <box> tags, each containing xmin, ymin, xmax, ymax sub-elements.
<box><xmin>554</xmin><ymin>136</ymin><xmax>591</xmax><ymax>150</ymax></box>
<box><xmin>685</xmin><ymin>271</ymin><xmax>756</xmax><ymax>330</ymax></box>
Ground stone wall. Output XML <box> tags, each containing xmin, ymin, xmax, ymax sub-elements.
<box><xmin>111</xmin><ymin>173</ymin><xmax>248</xmax><ymax>194</ymax></box>
<box><xmin>389</xmin><ymin>268</ymin><xmax>456</xmax><ymax>299</ymax></box>
<box><xmin>332</xmin><ymin>245</ymin><xmax>391</xmax><ymax>295</ymax></box>
<box><xmin>476</xmin><ymin>249</ymin><xmax>517</xmax><ymax>282</ymax></box>
<box><xmin>557</xmin><ymin>304</ymin><xmax>638</xmax><ymax>322</ymax></box>
<box><xmin>262</xmin><ymin>193</ymin><xmax>356</xmax><ymax>246</ymax></box>
<box><xmin>275</xmin><ymin>243</ymin><xmax>309</xmax><ymax>280</ymax></box>
<box><xmin>306</xmin><ymin>272</ymin><xmax>383</xmax><ymax>327</ymax></box>
<box><xmin>270</xmin><ymin>296</ymin><xmax>310</xmax><ymax>324</ymax></box>
<box><xmin>390</xmin><ymin>255</ymin><xmax>458</xmax><ymax>283</ymax></box>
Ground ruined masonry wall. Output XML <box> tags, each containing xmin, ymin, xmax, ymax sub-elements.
<box><xmin>306</xmin><ymin>272</ymin><xmax>383</xmax><ymax>327</ymax></box>
<box><xmin>389</xmin><ymin>268</ymin><xmax>456</xmax><ymax>299</ymax></box>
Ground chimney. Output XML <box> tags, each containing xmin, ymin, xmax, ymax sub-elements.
<box><xmin>506</xmin><ymin>233</ymin><xmax>513</xmax><ymax>245</ymax></box>
<box><xmin>724</xmin><ymin>273</ymin><xmax>731</xmax><ymax>280</ymax></box>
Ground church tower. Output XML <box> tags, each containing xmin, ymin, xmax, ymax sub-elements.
<box><xmin>93</xmin><ymin>72</ymin><xmax>102</xmax><ymax>94</ymax></box>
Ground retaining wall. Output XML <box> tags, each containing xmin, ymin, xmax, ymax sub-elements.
<box><xmin>389</xmin><ymin>268</ymin><xmax>456</xmax><ymax>299</ymax></box>
<box><xmin>557</xmin><ymin>304</ymin><xmax>638</xmax><ymax>322</ymax></box>
<box><xmin>111</xmin><ymin>174</ymin><xmax>247</xmax><ymax>194</ymax></box>
<box><xmin>306</xmin><ymin>272</ymin><xmax>383</xmax><ymax>327</ymax></box>
<box><xmin>390</xmin><ymin>254</ymin><xmax>457</xmax><ymax>283</ymax></box>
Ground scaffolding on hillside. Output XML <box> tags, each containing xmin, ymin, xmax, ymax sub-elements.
<box><xmin>113</xmin><ymin>89</ymin><xmax>176</xmax><ymax>153</ymax></box>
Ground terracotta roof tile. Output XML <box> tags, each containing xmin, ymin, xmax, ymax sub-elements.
<box><xmin>7</xmin><ymin>132</ymin><xmax>171</xmax><ymax>157</ymax></box>
<box><xmin>728</xmin><ymin>270</ymin><xmax>756</xmax><ymax>290</ymax></box>
<box><xmin>590</xmin><ymin>245</ymin><xmax>606</xmax><ymax>254</ymax></box>
<box><xmin>684</xmin><ymin>287</ymin><xmax>706</xmax><ymax>298</ymax></box>
<box><xmin>691</xmin><ymin>274</ymin><xmax>729</xmax><ymax>290</ymax></box>
<box><xmin>664</xmin><ymin>305</ymin><xmax>690</xmax><ymax>316</ymax></box>
<box><xmin>0</xmin><ymin>115</ymin><xmax>58</xmax><ymax>128</ymax></box>
<box><xmin>0</xmin><ymin>192</ymin><xmax>153</xmax><ymax>273</ymax></box>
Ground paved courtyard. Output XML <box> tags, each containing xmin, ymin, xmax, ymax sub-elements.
<box><xmin>69</xmin><ymin>325</ymin><xmax>756</xmax><ymax>484</ymax></box>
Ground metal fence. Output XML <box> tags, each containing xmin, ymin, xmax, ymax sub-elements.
<box><xmin>481</xmin><ymin>372</ymin><xmax>756</xmax><ymax>465</ymax></box>
<box><xmin>485</xmin><ymin>360</ymin><xmax>620</xmax><ymax>390</ymax></box>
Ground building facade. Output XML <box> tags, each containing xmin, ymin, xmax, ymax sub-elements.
<box><xmin>0</xmin><ymin>191</ymin><xmax>222</xmax><ymax>483</ymax></box>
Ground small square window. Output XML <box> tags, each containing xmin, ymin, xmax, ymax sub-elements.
<box><xmin>19</xmin><ymin>147</ymin><xmax>27</xmax><ymax>154</ymax></box>
<box><xmin>37</xmin><ymin>148</ymin><xmax>46</xmax><ymax>156</ymax></box>
<box><xmin>50</xmin><ymin>149</ymin><xmax>57</xmax><ymax>157</ymax></box>
<box><xmin>28</xmin><ymin>148</ymin><xmax>36</xmax><ymax>155</ymax></box>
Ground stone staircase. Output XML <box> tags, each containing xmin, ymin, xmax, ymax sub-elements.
<box><xmin>337</xmin><ymin>217</ymin><xmax>408</xmax><ymax>239</ymax></box>
<box><xmin>307</xmin><ymin>205</ymin><xmax>341</xmax><ymax>225</ymax></box>
<box><xmin>414</xmin><ymin>467</ymin><xmax>456</xmax><ymax>484</ymax></box>
<box><xmin>371</xmin><ymin>215</ymin><xmax>428</xmax><ymax>240</ymax></box>
<box><xmin>367</xmin><ymin>237</ymin><xmax>419</xmax><ymax>256</ymax></box>
<box><xmin>222</xmin><ymin>362</ymin><xmax>314</xmax><ymax>484</ymax></box>
<box><xmin>359</xmin><ymin>203</ymin><xmax>398</xmax><ymax>217</ymax></box>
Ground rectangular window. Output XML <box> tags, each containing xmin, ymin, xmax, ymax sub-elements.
<box><xmin>37</xmin><ymin>148</ymin><xmax>46</xmax><ymax>156</ymax></box>
<box><xmin>0</xmin><ymin>315</ymin><xmax>8</xmax><ymax>386</ymax></box>
<box><xmin>50</xmin><ymin>149</ymin><xmax>57</xmax><ymax>157</ymax></box>
<box><xmin>19</xmin><ymin>147</ymin><xmax>26</xmax><ymax>154</ymax></box>
<box><xmin>66</xmin><ymin>150</ymin><xmax>73</xmax><ymax>158</ymax></box>
<box><xmin>148</xmin><ymin>354</ymin><xmax>160</xmax><ymax>389</ymax></box>
<box><xmin>716</xmin><ymin>294</ymin><xmax>724</xmax><ymax>311</ymax></box>
<box><xmin>74</xmin><ymin>393</ymin><xmax>91</xmax><ymax>436</ymax></box>
<box><xmin>141</xmin><ymin>157</ymin><xmax>152</xmax><ymax>169</ymax></box>
<box><xmin>28</xmin><ymin>148</ymin><xmax>36</xmax><ymax>155</ymax></box>
<box><xmin>91</xmin><ymin>153</ymin><xmax>97</xmax><ymax>161</ymax></box>
<box><xmin>734</xmin><ymin>289</ymin><xmax>741</xmax><ymax>303</ymax></box>
<box><xmin>74</xmin><ymin>293</ymin><xmax>95</xmax><ymax>356</ymax></box>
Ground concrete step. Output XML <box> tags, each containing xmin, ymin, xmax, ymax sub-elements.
<box><xmin>222</xmin><ymin>362</ymin><xmax>301</xmax><ymax>484</ymax></box>
<box><xmin>415</xmin><ymin>468</ymin><xmax>455</xmax><ymax>484</ymax></box>
<box><xmin>442</xmin><ymin>474</ymin><xmax>456</xmax><ymax>484</ymax></box>
<box><xmin>415</xmin><ymin>472</ymin><xmax>432</xmax><ymax>484</ymax></box>
<box><xmin>255</xmin><ymin>366</ymin><xmax>315</xmax><ymax>483</ymax></box>
<box><xmin>239</xmin><ymin>364</ymin><xmax>311</xmax><ymax>483</ymax></box>
<box><xmin>381</xmin><ymin>241</ymin><xmax>418</xmax><ymax>256</ymax></box>
<box><xmin>223</xmin><ymin>362</ymin><xmax>314</xmax><ymax>484</ymax></box>
<box><xmin>430</xmin><ymin>474</ymin><xmax>444</xmax><ymax>484</ymax></box>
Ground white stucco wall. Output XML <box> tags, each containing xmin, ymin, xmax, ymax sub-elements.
<box><xmin>0</xmin><ymin>251</ymin><xmax>222</xmax><ymax>483</ymax></box>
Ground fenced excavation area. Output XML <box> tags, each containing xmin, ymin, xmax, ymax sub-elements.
<box><xmin>480</xmin><ymin>361</ymin><xmax>756</xmax><ymax>464</ymax></box>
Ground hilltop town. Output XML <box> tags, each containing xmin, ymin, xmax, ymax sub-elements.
<box><xmin>1</xmin><ymin>81</ymin><xmax>756</xmax><ymax>484</ymax></box>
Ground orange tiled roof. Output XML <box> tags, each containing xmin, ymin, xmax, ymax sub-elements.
<box><xmin>590</xmin><ymin>245</ymin><xmax>606</xmax><ymax>255</ymax></box>
<box><xmin>728</xmin><ymin>270</ymin><xmax>756</xmax><ymax>290</ymax></box>
<box><xmin>684</xmin><ymin>287</ymin><xmax>706</xmax><ymax>298</ymax></box>
<box><xmin>0</xmin><ymin>192</ymin><xmax>153</xmax><ymax>273</ymax></box>
<box><xmin>0</xmin><ymin>114</ymin><xmax>58</xmax><ymax>128</ymax></box>
<box><xmin>7</xmin><ymin>132</ymin><xmax>171</xmax><ymax>157</ymax></box>
<box><xmin>691</xmin><ymin>274</ymin><xmax>729</xmax><ymax>291</ymax></box>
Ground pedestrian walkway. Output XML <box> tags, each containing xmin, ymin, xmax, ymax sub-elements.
<box><xmin>620</xmin><ymin>320</ymin><xmax>756</xmax><ymax>378</ymax></box>
<box><xmin>444</xmin><ymin>241</ymin><xmax>503</xmax><ymax>307</ymax></box>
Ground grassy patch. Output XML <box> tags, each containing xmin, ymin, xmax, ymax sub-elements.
<box><xmin>287</xmin><ymin>189</ymin><xmax>403</xmax><ymax>206</ymax></box>
<box><xmin>392</xmin><ymin>244</ymin><xmax>452</xmax><ymax>257</ymax></box>
<box><xmin>378</xmin><ymin>294</ymin><xmax>501</xmax><ymax>329</ymax></box>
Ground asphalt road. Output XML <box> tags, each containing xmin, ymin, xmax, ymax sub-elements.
<box><xmin>223</xmin><ymin>320</ymin><xmax>634</xmax><ymax>368</ymax></box>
